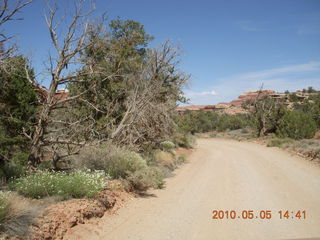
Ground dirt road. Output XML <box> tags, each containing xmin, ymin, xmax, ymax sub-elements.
<box><xmin>65</xmin><ymin>138</ymin><xmax>320</xmax><ymax>240</ymax></box>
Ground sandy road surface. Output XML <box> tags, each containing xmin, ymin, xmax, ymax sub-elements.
<box><xmin>65</xmin><ymin>138</ymin><xmax>320</xmax><ymax>240</ymax></box>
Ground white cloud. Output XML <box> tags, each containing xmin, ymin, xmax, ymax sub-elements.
<box><xmin>186</xmin><ymin>90</ymin><xmax>217</xmax><ymax>97</ymax></box>
<box><xmin>182</xmin><ymin>89</ymin><xmax>218</xmax><ymax>105</ymax></box>
<box><xmin>235</xmin><ymin>61</ymin><xmax>320</xmax><ymax>81</ymax></box>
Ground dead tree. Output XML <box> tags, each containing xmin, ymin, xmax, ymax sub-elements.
<box><xmin>0</xmin><ymin>0</ymin><xmax>33</xmax><ymax>60</ymax></box>
<box><xmin>245</xmin><ymin>86</ymin><xmax>285</xmax><ymax>137</ymax></box>
<box><xmin>27</xmin><ymin>0</ymin><xmax>105</xmax><ymax>167</ymax></box>
<box><xmin>110</xmin><ymin>42</ymin><xmax>189</xmax><ymax>148</ymax></box>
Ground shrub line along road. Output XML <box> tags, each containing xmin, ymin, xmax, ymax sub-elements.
<box><xmin>65</xmin><ymin>138</ymin><xmax>320</xmax><ymax>240</ymax></box>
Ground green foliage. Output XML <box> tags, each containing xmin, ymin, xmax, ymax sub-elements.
<box><xmin>0</xmin><ymin>152</ymin><xmax>28</xmax><ymax>180</ymax></box>
<box><xmin>72</xmin><ymin>144</ymin><xmax>147</xmax><ymax>179</ymax></box>
<box><xmin>176</xmin><ymin>110</ymin><xmax>251</xmax><ymax>134</ymax></box>
<box><xmin>107</xmin><ymin>151</ymin><xmax>147</xmax><ymax>179</ymax></box>
<box><xmin>307</xmin><ymin>86</ymin><xmax>317</xmax><ymax>93</ymax></box>
<box><xmin>70</xmin><ymin>19</ymin><xmax>186</xmax><ymax>150</ymax></box>
<box><xmin>72</xmin><ymin>144</ymin><xmax>168</xmax><ymax>192</ymax></box>
<box><xmin>126</xmin><ymin>167</ymin><xmax>165</xmax><ymax>192</ymax></box>
<box><xmin>160</xmin><ymin>141</ymin><xmax>175</xmax><ymax>151</ymax></box>
<box><xmin>0</xmin><ymin>55</ymin><xmax>37</xmax><ymax>163</ymax></box>
<box><xmin>175</xmin><ymin>111</ymin><xmax>217</xmax><ymax>133</ymax></box>
<box><xmin>109</xmin><ymin>18</ymin><xmax>154</xmax><ymax>61</ymax></box>
<box><xmin>0</xmin><ymin>191</ymin><xmax>10</xmax><ymax>222</ymax></box>
<box><xmin>289</xmin><ymin>93</ymin><xmax>299</xmax><ymax>102</ymax></box>
<box><xmin>249</xmin><ymin>98</ymin><xmax>286</xmax><ymax>136</ymax></box>
<box><xmin>216</xmin><ymin>114</ymin><xmax>249</xmax><ymax>132</ymax></box>
<box><xmin>14</xmin><ymin>170</ymin><xmax>107</xmax><ymax>199</ymax></box>
<box><xmin>171</xmin><ymin>132</ymin><xmax>195</xmax><ymax>149</ymax></box>
<box><xmin>297</xmin><ymin>92</ymin><xmax>320</xmax><ymax>128</ymax></box>
<box><xmin>277</xmin><ymin>111</ymin><xmax>317</xmax><ymax>139</ymax></box>
<box><xmin>176</xmin><ymin>155</ymin><xmax>187</xmax><ymax>164</ymax></box>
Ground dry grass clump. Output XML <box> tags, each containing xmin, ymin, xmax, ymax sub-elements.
<box><xmin>284</xmin><ymin>139</ymin><xmax>320</xmax><ymax>159</ymax></box>
<box><xmin>151</xmin><ymin>150</ymin><xmax>188</xmax><ymax>172</ymax></box>
<box><xmin>0</xmin><ymin>191</ymin><xmax>10</xmax><ymax>222</ymax></box>
<box><xmin>0</xmin><ymin>191</ymin><xmax>45</xmax><ymax>237</ymax></box>
<box><xmin>172</xmin><ymin>133</ymin><xmax>196</xmax><ymax>149</ymax></box>
<box><xmin>3</xmin><ymin>192</ymin><xmax>29</xmax><ymax>221</ymax></box>
<box><xmin>126</xmin><ymin>167</ymin><xmax>165</xmax><ymax>192</ymax></box>
<box><xmin>153</xmin><ymin>150</ymin><xmax>176</xmax><ymax>170</ymax></box>
<box><xmin>267</xmin><ymin>137</ymin><xmax>320</xmax><ymax>160</ymax></box>
<box><xmin>267</xmin><ymin>138</ymin><xmax>295</xmax><ymax>148</ymax></box>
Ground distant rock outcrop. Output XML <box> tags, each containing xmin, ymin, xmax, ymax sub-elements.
<box><xmin>177</xmin><ymin>89</ymin><xmax>288</xmax><ymax>115</ymax></box>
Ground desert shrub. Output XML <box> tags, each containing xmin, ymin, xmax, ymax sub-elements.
<box><xmin>175</xmin><ymin>111</ymin><xmax>218</xmax><ymax>133</ymax></box>
<box><xmin>285</xmin><ymin>139</ymin><xmax>320</xmax><ymax>155</ymax></box>
<box><xmin>176</xmin><ymin>111</ymin><xmax>251</xmax><ymax>134</ymax></box>
<box><xmin>277</xmin><ymin>111</ymin><xmax>317</xmax><ymax>139</ymax></box>
<box><xmin>56</xmin><ymin>170</ymin><xmax>107</xmax><ymax>198</ymax></box>
<box><xmin>209</xmin><ymin>133</ymin><xmax>217</xmax><ymax>138</ymax></box>
<box><xmin>267</xmin><ymin>138</ymin><xmax>295</xmax><ymax>147</ymax></box>
<box><xmin>298</xmin><ymin>93</ymin><xmax>320</xmax><ymax>128</ymax></box>
<box><xmin>126</xmin><ymin>167</ymin><xmax>165</xmax><ymax>192</ymax></box>
<box><xmin>217</xmin><ymin>114</ymin><xmax>248</xmax><ymax>132</ymax></box>
<box><xmin>248</xmin><ymin>97</ymin><xmax>286</xmax><ymax>136</ymax></box>
<box><xmin>107</xmin><ymin>151</ymin><xmax>147</xmax><ymax>179</ymax></box>
<box><xmin>240</xmin><ymin>128</ymin><xmax>249</xmax><ymax>134</ymax></box>
<box><xmin>152</xmin><ymin>150</ymin><xmax>176</xmax><ymax>170</ymax></box>
<box><xmin>14</xmin><ymin>171</ymin><xmax>58</xmax><ymax>198</ymax></box>
<box><xmin>72</xmin><ymin>143</ymin><xmax>147</xmax><ymax>179</ymax></box>
<box><xmin>71</xmin><ymin>143</ymin><xmax>117</xmax><ymax>171</ymax></box>
<box><xmin>0</xmin><ymin>152</ymin><xmax>28</xmax><ymax>180</ymax></box>
<box><xmin>172</xmin><ymin>132</ymin><xmax>195</xmax><ymax>149</ymax></box>
<box><xmin>176</xmin><ymin>155</ymin><xmax>187</xmax><ymax>165</ymax></box>
<box><xmin>160</xmin><ymin>141</ymin><xmax>175</xmax><ymax>151</ymax></box>
<box><xmin>0</xmin><ymin>191</ymin><xmax>10</xmax><ymax>222</ymax></box>
<box><xmin>14</xmin><ymin>170</ymin><xmax>107</xmax><ymax>199</ymax></box>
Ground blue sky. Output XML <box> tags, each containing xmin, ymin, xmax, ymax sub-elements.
<box><xmin>3</xmin><ymin>0</ymin><xmax>320</xmax><ymax>104</ymax></box>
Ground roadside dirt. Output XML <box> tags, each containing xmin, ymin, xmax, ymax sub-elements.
<box><xmin>63</xmin><ymin>138</ymin><xmax>320</xmax><ymax>240</ymax></box>
<box><xmin>30</xmin><ymin>190</ymin><xmax>132</xmax><ymax>240</ymax></box>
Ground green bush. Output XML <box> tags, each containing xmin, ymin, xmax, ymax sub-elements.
<box><xmin>172</xmin><ymin>132</ymin><xmax>195</xmax><ymax>149</ymax></box>
<box><xmin>298</xmin><ymin>93</ymin><xmax>320</xmax><ymax>128</ymax></box>
<box><xmin>0</xmin><ymin>56</ymin><xmax>38</xmax><ymax>167</ymax></box>
<box><xmin>0</xmin><ymin>191</ymin><xmax>10</xmax><ymax>222</ymax></box>
<box><xmin>14</xmin><ymin>170</ymin><xmax>107</xmax><ymax>199</ymax></box>
<box><xmin>175</xmin><ymin>111</ymin><xmax>251</xmax><ymax>134</ymax></box>
<box><xmin>0</xmin><ymin>152</ymin><xmax>28</xmax><ymax>180</ymax></box>
<box><xmin>277</xmin><ymin>111</ymin><xmax>317</xmax><ymax>139</ymax></box>
<box><xmin>176</xmin><ymin>155</ymin><xmax>187</xmax><ymax>165</ymax></box>
<box><xmin>107</xmin><ymin>151</ymin><xmax>147</xmax><ymax>179</ymax></box>
<box><xmin>126</xmin><ymin>167</ymin><xmax>165</xmax><ymax>192</ymax></box>
<box><xmin>217</xmin><ymin>114</ymin><xmax>248</xmax><ymax>132</ymax></box>
<box><xmin>72</xmin><ymin>143</ymin><xmax>147</xmax><ymax>179</ymax></box>
<box><xmin>160</xmin><ymin>141</ymin><xmax>175</xmax><ymax>151</ymax></box>
<box><xmin>1</xmin><ymin>161</ymin><xmax>25</xmax><ymax>180</ymax></box>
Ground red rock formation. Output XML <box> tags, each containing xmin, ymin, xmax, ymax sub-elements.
<box><xmin>177</xmin><ymin>89</ymin><xmax>277</xmax><ymax>114</ymax></box>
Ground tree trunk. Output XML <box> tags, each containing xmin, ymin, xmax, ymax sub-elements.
<box><xmin>28</xmin><ymin>92</ymin><xmax>53</xmax><ymax>166</ymax></box>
